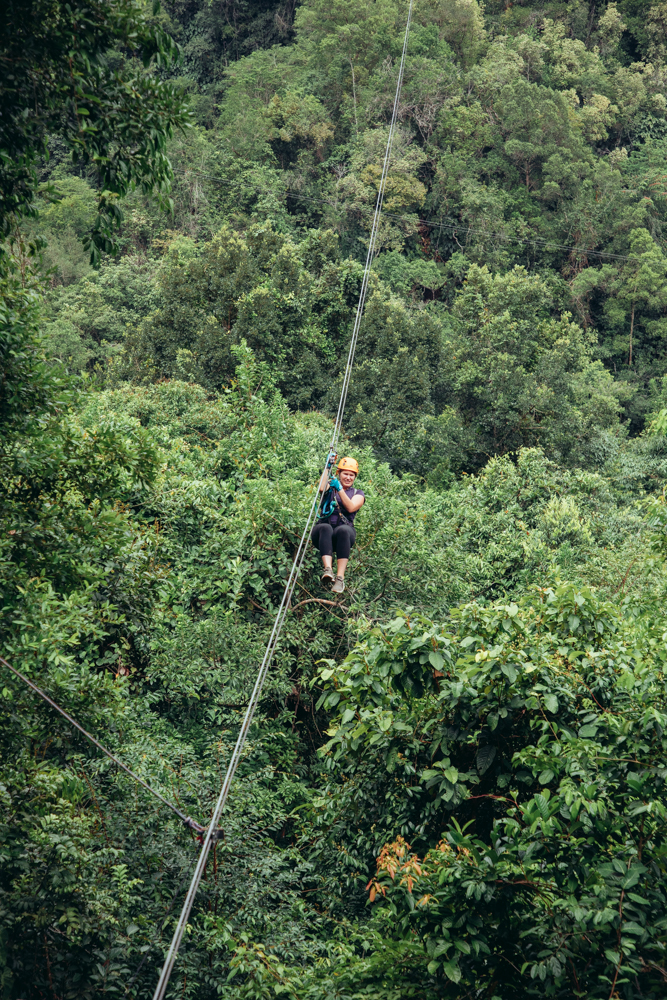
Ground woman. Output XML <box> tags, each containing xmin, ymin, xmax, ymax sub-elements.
<box><xmin>311</xmin><ymin>456</ymin><xmax>365</xmax><ymax>595</ymax></box>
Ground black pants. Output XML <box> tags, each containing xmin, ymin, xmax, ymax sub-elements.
<box><xmin>311</xmin><ymin>521</ymin><xmax>356</xmax><ymax>561</ymax></box>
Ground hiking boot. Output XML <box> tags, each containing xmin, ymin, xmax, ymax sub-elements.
<box><xmin>331</xmin><ymin>576</ymin><xmax>345</xmax><ymax>594</ymax></box>
<box><xmin>321</xmin><ymin>566</ymin><xmax>335</xmax><ymax>584</ymax></box>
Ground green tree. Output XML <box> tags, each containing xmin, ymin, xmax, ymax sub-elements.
<box><xmin>0</xmin><ymin>0</ymin><xmax>188</xmax><ymax>258</ymax></box>
<box><xmin>571</xmin><ymin>228</ymin><xmax>667</xmax><ymax>427</ymax></box>
<box><xmin>317</xmin><ymin>581</ymin><xmax>667</xmax><ymax>997</ymax></box>
<box><xmin>328</xmin><ymin>287</ymin><xmax>444</xmax><ymax>469</ymax></box>
<box><xmin>163</xmin><ymin>0</ymin><xmax>298</xmax><ymax>100</ymax></box>
<box><xmin>265</xmin><ymin>90</ymin><xmax>334</xmax><ymax>169</ymax></box>
<box><xmin>441</xmin><ymin>264</ymin><xmax>621</xmax><ymax>467</ymax></box>
<box><xmin>331</xmin><ymin>126</ymin><xmax>427</xmax><ymax>254</ymax></box>
<box><xmin>605</xmin><ymin>228</ymin><xmax>667</xmax><ymax>366</ymax></box>
<box><xmin>418</xmin><ymin>0</ymin><xmax>486</xmax><ymax>69</ymax></box>
<box><xmin>496</xmin><ymin>77</ymin><xmax>584</xmax><ymax>195</ymax></box>
<box><xmin>5</xmin><ymin>0</ymin><xmax>667</xmax><ymax>993</ymax></box>
<box><xmin>0</xmin><ymin>245</ymin><xmax>64</xmax><ymax>441</ymax></box>
<box><xmin>23</xmin><ymin>175</ymin><xmax>97</xmax><ymax>284</ymax></box>
<box><xmin>118</xmin><ymin>223</ymin><xmax>364</xmax><ymax>407</ymax></box>
<box><xmin>294</xmin><ymin>0</ymin><xmax>405</xmax><ymax>121</ymax></box>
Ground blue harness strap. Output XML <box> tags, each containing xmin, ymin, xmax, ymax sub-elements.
<box><xmin>319</xmin><ymin>487</ymin><xmax>338</xmax><ymax>519</ymax></box>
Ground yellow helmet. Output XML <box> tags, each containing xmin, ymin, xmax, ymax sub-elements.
<box><xmin>337</xmin><ymin>456</ymin><xmax>359</xmax><ymax>475</ymax></box>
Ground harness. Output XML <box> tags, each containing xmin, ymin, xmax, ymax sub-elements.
<box><xmin>319</xmin><ymin>485</ymin><xmax>338</xmax><ymax>520</ymax></box>
<box><xmin>318</xmin><ymin>492</ymin><xmax>353</xmax><ymax>527</ymax></box>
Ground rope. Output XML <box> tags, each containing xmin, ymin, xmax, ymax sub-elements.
<box><xmin>332</xmin><ymin>1</ymin><xmax>414</xmax><ymax>447</ymax></box>
<box><xmin>0</xmin><ymin>655</ymin><xmax>207</xmax><ymax>834</ymax></box>
<box><xmin>175</xmin><ymin>174</ymin><xmax>648</xmax><ymax>265</ymax></box>
<box><xmin>150</xmin><ymin>3</ymin><xmax>415</xmax><ymax>997</ymax></box>
<box><xmin>126</xmin><ymin>870</ymin><xmax>195</xmax><ymax>989</ymax></box>
<box><xmin>283</xmin><ymin>192</ymin><xmax>647</xmax><ymax>264</ymax></box>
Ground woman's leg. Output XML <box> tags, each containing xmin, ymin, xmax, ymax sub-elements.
<box><xmin>332</xmin><ymin>524</ymin><xmax>356</xmax><ymax>578</ymax></box>
<box><xmin>311</xmin><ymin>523</ymin><xmax>334</xmax><ymax>577</ymax></box>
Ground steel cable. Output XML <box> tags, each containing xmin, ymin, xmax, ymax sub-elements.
<box><xmin>331</xmin><ymin>0</ymin><xmax>414</xmax><ymax>450</ymax></box>
<box><xmin>282</xmin><ymin>192</ymin><xmax>646</xmax><ymax>264</ymax></box>
<box><xmin>150</xmin><ymin>2</ymin><xmax>415</xmax><ymax>996</ymax></box>
<box><xmin>175</xmin><ymin>172</ymin><xmax>647</xmax><ymax>264</ymax></box>
<box><xmin>0</xmin><ymin>655</ymin><xmax>206</xmax><ymax>833</ymax></box>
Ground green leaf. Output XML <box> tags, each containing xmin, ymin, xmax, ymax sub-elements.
<box><xmin>429</xmin><ymin>650</ymin><xmax>445</xmax><ymax>670</ymax></box>
<box><xmin>621</xmin><ymin>922</ymin><xmax>645</xmax><ymax>936</ymax></box>
<box><xmin>443</xmin><ymin>961</ymin><xmax>462</xmax><ymax>984</ymax></box>
<box><xmin>544</xmin><ymin>694</ymin><xmax>558</xmax><ymax>713</ymax></box>
<box><xmin>476</xmin><ymin>746</ymin><xmax>496</xmax><ymax>774</ymax></box>
<box><xmin>501</xmin><ymin>662</ymin><xmax>517</xmax><ymax>682</ymax></box>
<box><xmin>622</xmin><ymin>869</ymin><xmax>643</xmax><ymax>890</ymax></box>
<box><xmin>535</xmin><ymin>794</ymin><xmax>550</xmax><ymax>821</ymax></box>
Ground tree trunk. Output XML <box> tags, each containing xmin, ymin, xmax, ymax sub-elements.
<box><xmin>349</xmin><ymin>60</ymin><xmax>359</xmax><ymax>135</ymax></box>
<box><xmin>629</xmin><ymin>301</ymin><xmax>635</xmax><ymax>366</ymax></box>
<box><xmin>585</xmin><ymin>2</ymin><xmax>597</xmax><ymax>47</ymax></box>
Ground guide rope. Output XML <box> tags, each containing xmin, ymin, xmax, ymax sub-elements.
<box><xmin>150</xmin><ymin>2</ymin><xmax>415</xmax><ymax>997</ymax></box>
<box><xmin>0</xmin><ymin>655</ymin><xmax>208</xmax><ymax>835</ymax></box>
<box><xmin>177</xmin><ymin>175</ymin><xmax>643</xmax><ymax>264</ymax></box>
<box><xmin>282</xmin><ymin>191</ymin><xmax>645</xmax><ymax>264</ymax></box>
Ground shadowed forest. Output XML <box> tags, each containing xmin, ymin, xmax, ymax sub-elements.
<box><xmin>2</xmin><ymin>1</ymin><xmax>667</xmax><ymax>997</ymax></box>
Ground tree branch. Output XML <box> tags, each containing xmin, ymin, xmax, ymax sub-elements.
<box><xmin>290</xmin><ymin>598</ymin><xmax>346</xmax><ymax>612</ymax></box>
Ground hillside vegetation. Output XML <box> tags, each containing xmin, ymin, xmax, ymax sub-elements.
<box><xmin>2</xmin><ymin>1</ymin><xmax>667</xmax><ymax>998</ymax></box>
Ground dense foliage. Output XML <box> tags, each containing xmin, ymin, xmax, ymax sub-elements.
<box><xmin>0</xmin><ymin>0</ymin><xmax>188</xmax><ymax>257</ymax></box>
<box><xmin>2</xmin><ymin>1</ymin><xmax>667</xmax><ymax>998</ymax></box>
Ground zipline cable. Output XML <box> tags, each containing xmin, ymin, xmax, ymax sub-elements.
<box><xmin>0</xmin><ymin>655</ymin><xmax>206</xmax><ymax>833</ymax></box>
<box><xmin>332</xmin><ymin>1</ymin><xmax>414</xmax><ymax>446</ymax></box>
<box><xmin>176</xmin><ymin>174</ymin><xmax>648</xmax><ymax>264</ymax></box>
<box><xmin>284</xmin><ymin>192</ymin><xmax>648</xmax><ymax>264</ymax></box>
<box><xmin>150</xmin><ymin>3</ymin><xmax>415</xmax><ymax>997</ymax></box>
